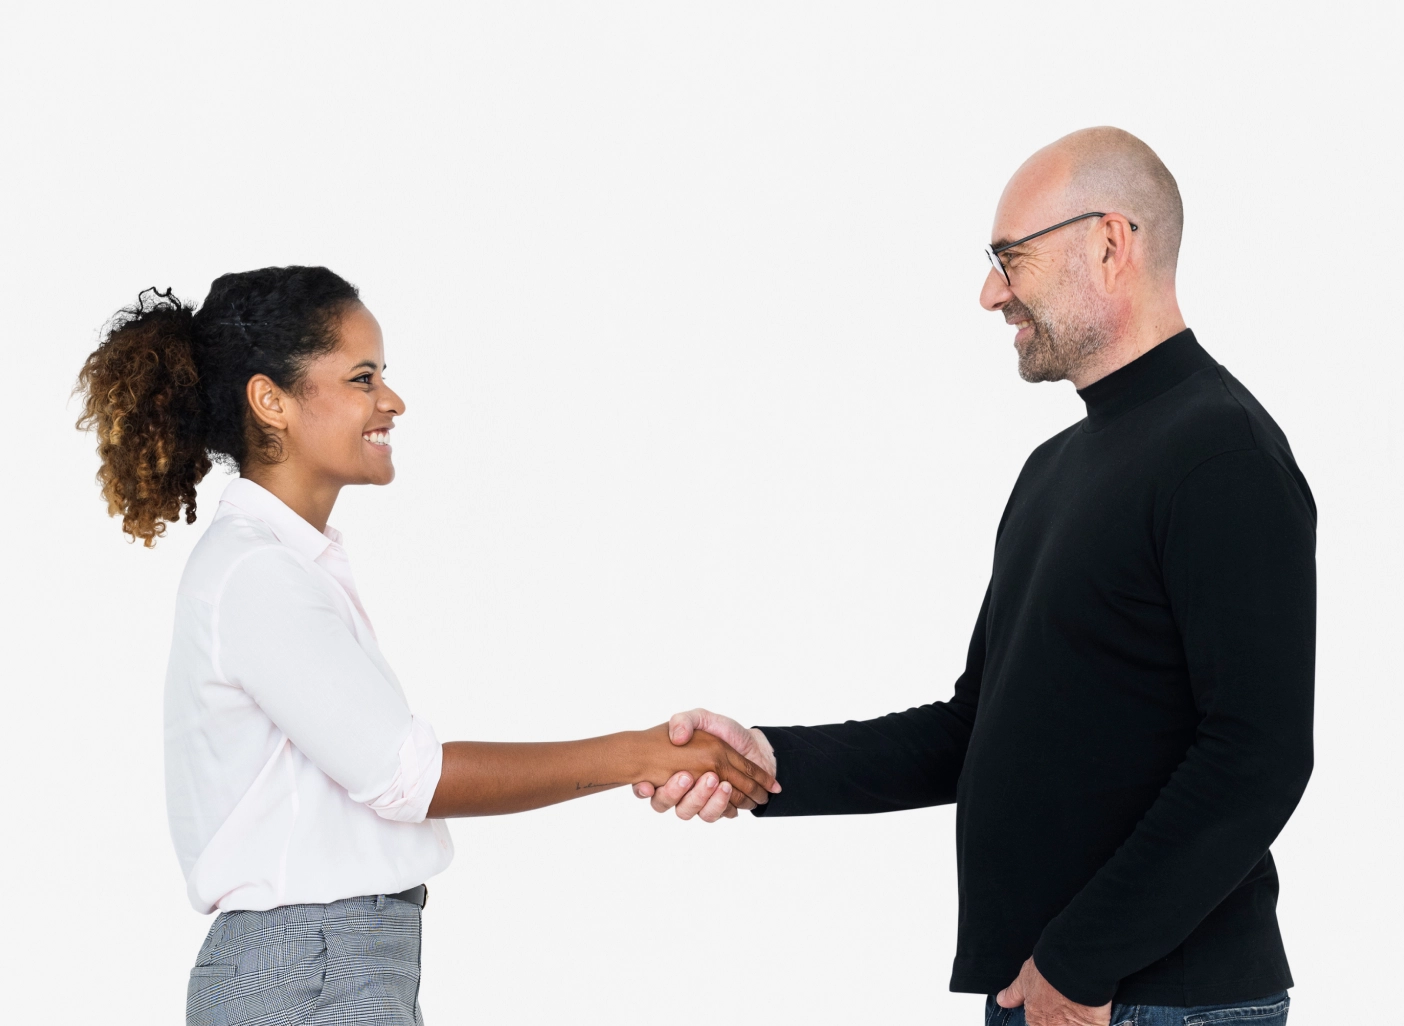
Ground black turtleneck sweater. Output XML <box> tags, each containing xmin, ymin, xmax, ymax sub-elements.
<box><xmin>752</xmin><ymin>331</ymin><xmax>1315</xmax><ymax>1006</ymax></box>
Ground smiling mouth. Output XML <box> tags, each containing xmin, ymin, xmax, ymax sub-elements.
<box><xmin>363</xmin><ymin>430</ymin><xmax>392</xmax><ymax>447</ymax></box>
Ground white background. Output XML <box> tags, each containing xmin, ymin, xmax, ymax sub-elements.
<box><xmin>1</xmin><ymin>3</ymin><xmax>1399</xmax><ymax>1023</ymax></box>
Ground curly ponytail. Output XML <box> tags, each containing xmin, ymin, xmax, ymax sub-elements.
<box><xmin>76</xmin><ymin>266</ymin><xmax>360</xmax><ymax>547</ymax></box>
<box><xmin>76</xmin><ymin>288</ymin><xmax>211</xmax><ymax>546</ymax></box>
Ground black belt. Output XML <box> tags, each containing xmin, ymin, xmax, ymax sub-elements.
<box><xmin>388</xmin><ymin>884</ymin><xmax>428</xmax><ymax>909</ymax></box>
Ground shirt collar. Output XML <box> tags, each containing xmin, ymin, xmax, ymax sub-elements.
<box><xmin>1075</xmin><ymin>329</ymin><xmax>1216</xmax><ymax>431</ymax></box>
<box><xmin>218</xmin><ymin>477</ymin><xmax>342</xmax><ymax>562</ymax></box>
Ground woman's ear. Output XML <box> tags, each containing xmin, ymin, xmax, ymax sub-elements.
<box><xmin>246</xmin><ymin>374</ymin><xmax>290</xmax><ymax>432</ymax></box>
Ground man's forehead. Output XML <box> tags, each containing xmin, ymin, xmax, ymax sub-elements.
<box><xmin>990</xmin><ymin>151</ymin><xmax>1071</xmax><ymax>246</ymax></box>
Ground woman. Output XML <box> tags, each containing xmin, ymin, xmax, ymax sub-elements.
<box><xmin>76</xmin><ymin>266</ymin><xmax>777</xmax><ymax>1026</ymax></box>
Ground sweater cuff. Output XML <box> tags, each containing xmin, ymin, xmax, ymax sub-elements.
<box><xmin>749</xmin><ymin>725</ymin><xmax>826</xmax><ymax>817</ymax></box>
<box><xmin>749</xmin><ymin>726</ymin><xmax>789</xmax><ymax>817</ymax></box>
<box><xmin>1030</xmin><ymin>936</ymin><xmax>1118</xmax><ymax>1008</ymax></box>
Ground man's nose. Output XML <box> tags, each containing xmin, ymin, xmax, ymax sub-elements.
<box><xmin>980</xmin><ymin>266</ymin><xmax>1012</xmax><ymax>311</ymax></box>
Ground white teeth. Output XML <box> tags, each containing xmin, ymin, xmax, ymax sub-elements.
<box><xmin>364</xmin><ymin>431</ymin><xmax>389</xmax><ymax>446</ymax></box>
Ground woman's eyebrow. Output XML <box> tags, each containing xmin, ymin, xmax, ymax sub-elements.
<box><xmin>349</xmin><ymin>360</ymin><xmax>380</xmax><ymax>372</ymax></box>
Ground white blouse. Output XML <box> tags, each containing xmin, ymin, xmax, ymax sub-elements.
<box><xmin>164</xmin><ymin>477</ymin><xmax>453</xmax><ymax>913</ymax></box>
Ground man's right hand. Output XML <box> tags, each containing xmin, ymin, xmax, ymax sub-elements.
<box><xmin>632</xmin><ymin>709</ymin><xmax>778</xmax><ymax>822</ymax></box>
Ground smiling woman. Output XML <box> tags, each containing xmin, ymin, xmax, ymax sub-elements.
<box><xmin>237</xmin><ymin>302</ymin><xmax>405</xmax><ymax>533</ymax></box>
<box><xmin>76</xmin><ymin>267</ymin><xmax>362</xmax><ymax>544</ymax></box>
<box><xmin>74</xmin><ymin>266</ymin><xmax>779</xmax><ymax>1026</ymax></box>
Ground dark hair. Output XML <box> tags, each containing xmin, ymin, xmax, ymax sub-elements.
<box><xmin>75</xmin><ymin>265</ymin><xmax>361</xmax><ymax>546</ymax></box>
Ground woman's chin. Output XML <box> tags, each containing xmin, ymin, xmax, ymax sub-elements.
<box><xmin>357</xmin><ymin>462</ymin><xmax>396</xmax><ymax>486</ymax></box>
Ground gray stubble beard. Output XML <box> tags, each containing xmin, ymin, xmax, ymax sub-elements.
<box><xmin>1011</xmin><ymin>257</ymin><xmax>1114</xmax><ymax>384</ymax></box>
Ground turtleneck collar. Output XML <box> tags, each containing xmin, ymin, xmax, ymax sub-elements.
<box><xmin>1076</xmin><ymin>329</ymin><xmax>1214</xmax><ymax>431</ymax></box>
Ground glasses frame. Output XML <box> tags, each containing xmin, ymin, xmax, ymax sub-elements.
<box><xmin>984</xmin><ymin>212</ymin><xmax>1138</xmax><ymax>286</ymax></box>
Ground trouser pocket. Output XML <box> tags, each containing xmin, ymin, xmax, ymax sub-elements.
<box><xmin>1184</xmin><ymin>995</ymin><xmax>1289</xmax><ymax>1025</ymax></box>
<box><xmin>186</xmin><ymin>964</ymin><xmax>238</xmax><ymax>1022</ymax></box>
<box><xmin>186</xmin><ymin>908</ymin><xmax>329</xmax><ymax>1026</ymax></box>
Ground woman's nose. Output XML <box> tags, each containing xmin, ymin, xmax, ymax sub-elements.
<box><xmin>380</xmin><ymin>387</ymin><xmax>406</xmax><ymax>416</ymax></box>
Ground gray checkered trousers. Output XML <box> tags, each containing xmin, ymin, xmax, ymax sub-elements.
<box><xmin>187</xmin><ymin>893</ymin><xmax>426</xmax><ymax>1025</ymax></box>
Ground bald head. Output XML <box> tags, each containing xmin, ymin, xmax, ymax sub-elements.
<box><xmin>1019</xmin><ymin>127</ymin><xmax>1184</xmax><ymax>278</ymax></box>
<box><xmin>982</xmin><ymin>128</ymin><xmax>1190</xmax><ymax>387</ymax></box>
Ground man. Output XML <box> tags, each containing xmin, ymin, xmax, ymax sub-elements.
<box><xmin>634</xmin><ymin>128</ymin><xmax>1315</xmax><ymax>1026</ymax></box>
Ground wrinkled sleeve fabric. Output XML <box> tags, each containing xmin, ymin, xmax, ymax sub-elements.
<box><xmin>1032</xmin><ymin>448</ymin><xmax>1316</xmax><ymax>1005</ymax></box>
<box><xmin>213</xmin><ymin>546</ymin><xmax>443</xmax><ymax>824</ymax></box>
<box><xmin>752</xmin><ymin>584</ymin><xmax>989</xmax><ymax>817</ymax></box>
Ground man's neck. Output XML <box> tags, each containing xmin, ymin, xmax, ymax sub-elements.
<box><xmin>1068</xmin><ymin>295</ymin><xmax>1187</xmax><ymax>390</ymax></box>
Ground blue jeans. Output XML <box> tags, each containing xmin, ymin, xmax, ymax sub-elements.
<box><xmin>984</xmin><ymin>991</ymin><xmax>1288</xmax><ymax>1026</ymax></box>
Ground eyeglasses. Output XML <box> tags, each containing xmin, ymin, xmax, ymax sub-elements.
<box><xmin>983</xmin><ymin>212</ymin><xmax>1138</xmax><ymax>286</ymax></box>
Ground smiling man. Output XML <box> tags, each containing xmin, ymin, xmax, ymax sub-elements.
<box><xmin>636</xmin><ymin>128</ymin><xmax>1316</xmax><ymax>1026</ymax></box>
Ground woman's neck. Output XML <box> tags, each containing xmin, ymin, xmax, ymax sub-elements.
<box><xmin>240</xmin><ymin>464</ymin><xmax>342</xmax><ymax>534</ymax></box>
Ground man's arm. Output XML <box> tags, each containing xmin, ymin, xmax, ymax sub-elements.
<box><xmin>638</xmin><ymin>585</ymin><xmax>991</xmax><ymax>819</ymax></box>
<box><xmin>1029</xmin><ymin>448</ymin><xmax>1316</xmax><ymax>1005</ymax></box>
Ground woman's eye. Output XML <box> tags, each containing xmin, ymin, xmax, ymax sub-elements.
<box><xmin>352</xmin><ymin>373</ymin><xmax>373</xmax><ymax>385</ymax></box>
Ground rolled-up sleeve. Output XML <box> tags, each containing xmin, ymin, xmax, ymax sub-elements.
<box><xmin>212</xmin><ymin>546</ymin><xmax>443</xmax><ymax>823</ymax></box>
<box><xmin>362</xmin><ymin>715</ymin><xmax>444</xmax><ymax>823</ymax></box>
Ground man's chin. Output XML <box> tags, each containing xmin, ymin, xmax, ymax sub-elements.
<box><xmin>1016</xmin><ymin>349</ymin><xmax>1060</xmax><ymax>384</ymax></box>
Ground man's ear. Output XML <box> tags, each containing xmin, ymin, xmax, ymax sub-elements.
<box><xmin>1097</xmin><ymin>213</ymin><xmax>1137</xmax><ymax>291</ymax></box>
<box><xmin>246</xmin><ymin>374</ymin><xmax>290</xmax><ymax>432</ymax></box>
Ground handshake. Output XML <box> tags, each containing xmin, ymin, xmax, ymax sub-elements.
<box><xmin>633</xmin><ymin>709</ymin><xmax>776</xmax><ymax>822</ymax></box>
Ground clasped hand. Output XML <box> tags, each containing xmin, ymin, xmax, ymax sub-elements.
<box><xmin>633</xmin><ymin>709</ymin><xmax>779</xmax><ymax>821</ymax></box>
<box><xmin>635</xmin><ymin>722</ymin><xmax>779</xmax><ymax>812</ymax></box>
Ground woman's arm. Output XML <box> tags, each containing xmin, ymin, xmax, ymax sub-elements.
<box><xmin>426</xmin><ymin>725</ymin><xmax>778</xmax><ymax>818</ymax></box>
<box><xmin>213</xmin><ymin>551</ymin><xmax>773</xmax><ymax>821</ymax></box>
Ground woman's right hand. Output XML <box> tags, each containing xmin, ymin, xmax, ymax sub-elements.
<box><xmin>632</xmin><ymin>724</ymin><xmax>778</xmax><ymax>809</ymax></box>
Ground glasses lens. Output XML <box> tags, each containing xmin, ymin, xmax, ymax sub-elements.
<box><xmin>984</xmin><ymin>245</ymin><xmax>1009</xmax><ymax>285</ymax></box>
